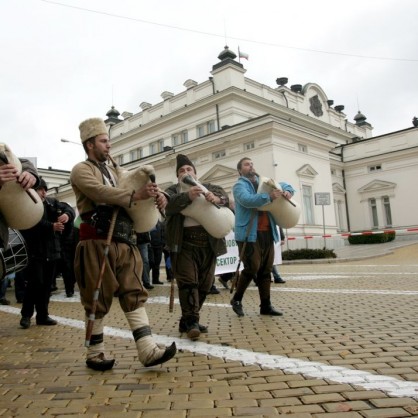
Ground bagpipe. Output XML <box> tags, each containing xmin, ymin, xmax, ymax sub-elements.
<box><xmin>178</xmin><ymin>174</ymin><xmax>234</xmax><ymax>239</ymax></box>
<box><xmin>107</xmin><ymin>155</ymin><xmax>162</xmax><ymax>233</ymax></box>
<box><xmin>257</xmin><ymin>176</ymin><xmax>300</xmax><ymax>229</ymax></box>
<box><xmin>0</xmin><ymin>143</ymin><xmax>43</xmax><ymax>230</ymax></box>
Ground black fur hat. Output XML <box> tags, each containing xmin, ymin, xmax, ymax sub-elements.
<box><xmin>176</xmin><ymin>154</ymin><xmax>196</xmax><ymax>176</ymax></box>
<box><xmin>35</xmin><ymin>178</ymin><xmax>48</xmax><ymax>191</ymax></box>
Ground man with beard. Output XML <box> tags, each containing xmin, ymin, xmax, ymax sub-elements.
<box><xmin>165</xmin><ymin>154</ymin><xmax>229</xmax><ymax>340</ymax></box>
<box><xmin>70</xmin><ymin>117</ymin><xmax>176</xmax><ymax>371</ymax></box>
<box><xmin>230</xmin><ymin>157</ymin><xmax>295</xmax><ymax>317</ymax></box>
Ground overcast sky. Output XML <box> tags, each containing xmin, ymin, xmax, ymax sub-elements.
<box><xmin>2</xmin><ymin>0</ymin><xmax>417</xmax><ymax>171</ymax></box>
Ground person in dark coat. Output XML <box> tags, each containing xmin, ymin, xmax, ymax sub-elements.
<box><xmin>165</xmin><ymin>154</ymin><xmax>229</xmax><ymax>340</ymax></box>
<box><xmin>19</xmin><ymin>178</ymin><xmax>75</xmax><ymax>328</ymax></box>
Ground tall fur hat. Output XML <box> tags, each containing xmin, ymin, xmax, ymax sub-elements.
<box><xmin>176</xmin><ymin>154</ymin><xmax>196</xmax><ymax>176</ymax></box>
<box><xmin>79</xmin><ymin>118</ymin><xmax>108</xmax><ymax>143</ymax></box>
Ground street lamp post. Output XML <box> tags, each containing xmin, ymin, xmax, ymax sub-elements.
<box><xmin>60</xmin><ymin>138</ymin><xmax>81</xmax><ymax>146</ymax></box>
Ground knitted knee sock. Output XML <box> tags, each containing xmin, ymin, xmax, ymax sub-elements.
<box><xmin>125</xmin><ymin>307</ymin><xmax>168</xmax><ymax>366</ymax></box>
<box><xmin>85</xmin><ymin>316</ymin><xmax>107</xmax><ymax>360</ymax></box>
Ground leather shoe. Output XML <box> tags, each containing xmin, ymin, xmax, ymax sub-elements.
<box><xmin>20</xmin><ymin>317</ymin><xmax>31</xmax><ymax>329</ymax></box>
<box><xmin>179</xmin><ymin>319</ymin><xmax>208</xmax><ymax>333</ymax></box>
<box><xmin>144</xmin><ymin>342</ymin><xmax>177</xmax><ymax>367</ymax></box>
<box><xmin>36</xmin><ymin>316</ymin><xmax>58</xmax><ymax>326</ymax></box>
<box><xmin>231</xmin><ymin>299</ymin><xmax>244</xmax><ymax>317</ymax></box>
<box><xmin>143</xmin><ymin>283</ymin><xmax>154</xmax><ymax>290</ymax></box>
<box><xmin>209</xmin><ymin>285</ymin><xmax>220</xmax><ymax>294</ymax></box>
<box><xmin>218</xmin><ymin>277</ymin><xmax>229</xmax><ymax>289</ymax></box>
<box><xmin>153</xmin><ymin>280</ymin><xmax>164</xmax><ymax>285</ymax></box>
<box><xmin>260</xmin><ymin>305</ymin><xmax>283</xmax><ymax>316</ymax></box>
<box><xmin>86</xmin><ymin>353</ymin><xmax>115</xmax><ymax>371</ymax></box>
<box><xmin>274</xmin><ymin>278</ymin><xmax>286</xmax><ymax>284</ymax></box>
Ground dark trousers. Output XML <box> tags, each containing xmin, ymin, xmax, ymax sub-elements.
<box><xmin>234</xmin><ymin>231</ymin><xmax>274</xmax><ymax>304</ymax></box>
<box><xmin>14</xmin><ymin>271</ymin><xmax>26</xmax><ymax>302</ymax></box>
<box><xmin>148</xmin><ymin>245</ymin><xmax>163</xmax><ymax>283</ymax></box>
<box><xmin>60</xmin><ymin>249</ymin><xmax>76</xmax><ymax>295</ymax></box>
<box><xmin>21</xmin><ymin>258</ymin><xmax>57</xmax><ymax>320</ymax></box>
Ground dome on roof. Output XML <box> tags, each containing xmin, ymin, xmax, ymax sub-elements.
<box><xmin>106</xmin><ymin>106</ymin><xmax>120</xmax><ymax>118</ymax></box>
<box><xmin>354</xmin><ymin>110</ymin><xmax>367</xmax><ymax>125</ymax></box>
<box><xmin>218</xmin><ymin>45</ymin><xmax>237</xmax><ymax>61</ymax></box>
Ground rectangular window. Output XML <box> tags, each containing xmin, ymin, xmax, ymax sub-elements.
<box><xmin>196</xmin><ymin>125</ymin><xmax>205</xmax><ymax>138</ymax></box>
<box><xmin>244</xmin><ymin>142</ymin><xmax>255</xmax><ymax>150</ymax></box>
<box><xmin>368</xmin><ymin>164</ymin><xmax>382</xmax><ymax>172</ymax></box>
<box><xmin>196</xmin><ymin>121</ymin><xmax>215</xmax><ymax>138</ymax></box>
<box><xmin>383</xmin><ymin>196</ymin><xmax>392</xmax><ymax>226</ymax></box>
<box><xmin>149</xmin><ymin>139</ymin><xmax>164</xmax><ymax>155</ymax></box>
<box><xmin>213</xmin><ymin>150</ymin><xmax>226</xmax><ymax>159</ymax></box>
<box><xmin>172</xmin><ymin>130</ymin><xmax>188</xmax><ymax>146</ymax></box>
<box><xmin>370</xmin><ymin>198</ymin><xmax>379</xmax><ymax>228</ymax></box>
<box><xmin>130</xmin><ymin>147</ymin><xmax>142</xmax><ymax>161</ymax></box>
<box><xmin>302</xmin><ymin>185</ymin><xmax>314</xmax><ymax>224</ymax></box>
<box><xmin>207</xmin><ymin>120</ymin><xmax>216</xmax><ymax>134</ymax></box>
<box><xmin>116</xmin><ymin>155</ymin><xmax>124</xmax><ymax>165</ymax></box>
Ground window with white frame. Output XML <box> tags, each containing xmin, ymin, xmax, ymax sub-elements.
<box><xmin>302</xmin><ymin>185</ymin><xmax>314</xmax><ymax>224</ymax></box>
<box><xmin>149</xmin><ymin>139</ymin><xmax>164</xmax><ymax>155</ymax></box>
<box><xmin>207</xmin><ymin>120</ymin><xmax>216</xmax><ymax>134</ymax></box>
<box><xmin>130</xmin><ymin>147</ymin><xmax>143</xmax><ymax>162</ymax></box>
<box><xmin>383</xmin><ymin>196</ymin><xmax>392</xmax><ymax>226</ymax></box>
<box><xmin>196</xmin><ymin>120</ymin><xmax>216</xmax><ymax>138</ymax></box>
<box><xmin>116</xmin><ymin>155</ymin><xmax>124</xmax><ymax>165</ymax></box>
<box><xmin>368</xmin><ymin>164</ymin><xmax>382</xmax><ymax>172</ymax></box>
<box><xmin>172</xmin><ymin>130</ymin><xmax>188</xmax><ymax>147</ymax></box>
<box><xmin>244</xmin><ymin>141</ymin><xmax>255</xmax><ymax>151</ymax></box>
<box><xmin>369</xmin><ymin>198</ymin><xmax>379</xmax><ymax>228</ymax></box>
<box><xmin>213</xmin><ymin>150</ymin><xmax>226</xmax><ymax>160</ymax></box>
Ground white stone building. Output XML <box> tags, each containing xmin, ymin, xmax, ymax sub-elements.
<box><xmin>46</xmin><ymin>46</ymin><xmax>418</xmax><ymax>248</ymax></box>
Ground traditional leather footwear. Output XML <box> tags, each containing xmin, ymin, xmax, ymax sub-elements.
<box><xmin>144</xmin><ymin>342</ymin><xmax>177</xmax><ymax>367</ymax></box>
<box><xmin>260</xmin><ymin>305</ymin><xmax>283</xmax><ymax>316</ymax></box>
<box><xmin>86</xmin><ymin>353</ymin><xmax>115</xmax><ymax>371</ymax></box>
<box><xmin>178</xmin><ymin>319</ymin><xmax>208</xmax><ymax>333</ymax></box>
<box><xmin>231</xmin><ymin>299</ymin><xmax>244</xmax><ymax>317</ymax></box>
<box><xmin>20</xmin><ymin>317</ymin><xmax>31</xmax><ymax>329</ymax></box>
<box><xmin>186</xmin><ymin>323</ymin><xmax>201</xmax><ymax>341</ymax></box>
<box><xmin>274</xmin><ymin>278</ymin><xmax>286</xmax><ymax>284</ymax></box>
<box><xmin>36</xmin><ymin>316</ymin><xmax>58</xmax><ymax>326</ymax></box>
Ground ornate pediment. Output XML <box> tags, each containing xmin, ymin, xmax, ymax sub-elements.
<box><xmin>358</xmin><ymin>179</ymin><xmax>396</xmax><ymax>193</ymax></box>
<box><xmin>296</xmin><ymin>164</ymin><xmax>318</xmax><ymax>178</ymax></box>
<box><xmin>332</xmin><ymin>182</ymin><xmax>346</xmax><ymax>193</ymax></box>
<box><xmin>199</xmin><ymin>164</ymin><xmax>237</xmax><ymax>183</ymax></box>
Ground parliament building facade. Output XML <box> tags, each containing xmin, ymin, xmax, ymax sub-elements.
<box><xmin>45</xmin><ymin>46</ymin><xmax>418</xmax><ymax>249</ymax></box>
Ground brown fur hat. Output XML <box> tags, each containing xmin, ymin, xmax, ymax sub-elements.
<box><xmin>79</xmin><ymin>118</ymin><xmax>108</xmax><ymax>143</ymax></box>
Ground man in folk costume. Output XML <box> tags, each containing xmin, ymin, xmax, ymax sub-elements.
<box><xmin>165</xmin><ymin>154</ymin><xmax>229</xmax><ymax>340</ymax></box>
<box><xmin>230</xmin><ymin>157</ymin><xmax>295</xmax><ymax>317</ymax></box>
<box><xmin>70</xmin><ymin>117</ymin><xmax>176</xmax><ymax>371</ymax></box>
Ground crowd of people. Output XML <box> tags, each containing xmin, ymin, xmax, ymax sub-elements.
<box><xmin>0</xmin><ymin>116</ymin><xmax>294</xmax><ymax>371</ymax></box>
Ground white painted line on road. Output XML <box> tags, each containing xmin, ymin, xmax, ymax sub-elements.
<box><xmin>1</xmin><ymin>305</ymin><xmax>418</xmax><ymax>400</ymax></box>
<box><xmin>271</xmin><ymin>288</ymin><xmax>418</xmax><ymax>295</ymax></box>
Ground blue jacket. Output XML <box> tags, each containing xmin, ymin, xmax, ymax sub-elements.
<box><xmin>232</xmin><ymin>176</ymin><xmax>295</xmax><ymax>243</ymax></box>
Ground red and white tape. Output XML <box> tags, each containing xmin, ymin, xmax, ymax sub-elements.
<box><xmin>286</xmin><ymin>227</ymin><xmax>418</xmax><ymax>241</ymax></box>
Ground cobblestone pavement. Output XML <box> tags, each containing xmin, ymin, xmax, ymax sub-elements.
<box><xmin>1</xmin><ymin>242</ymin><xmax>418</xmax><ymax>417</ymax></box>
